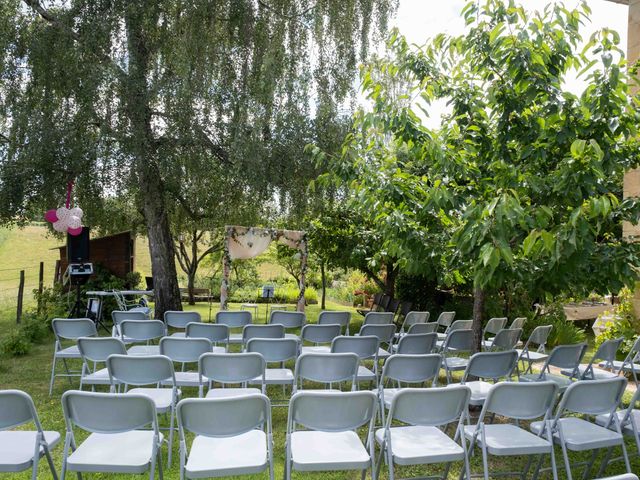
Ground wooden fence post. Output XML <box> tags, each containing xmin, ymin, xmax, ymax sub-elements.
<box><xmin>38</xmin><ymin>261</ymin><xmax>44</xmax><ymax>313</ymax></box>
<box><xmin>54</xmin><ymin>259</ymin><xmax>60</xmax><ymax>285</ymax></box>
<box><xmin>16</xmin><ymin>269</ymin><xmax>24</xmax><ymax>324</ymax></box>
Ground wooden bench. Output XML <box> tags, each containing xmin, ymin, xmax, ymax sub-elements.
<box><xmin>180</xmin><ymin>287</ymin><xmax>211</xmax><ymax>302</ymax></box>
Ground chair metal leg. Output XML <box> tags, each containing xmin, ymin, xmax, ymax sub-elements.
<box><xmin>480</xmin><ymin>426</ymin><xmax>489</xmax><ymax>480</ymax></box>
<box><xmin>43</xmin><ymin>445</ymin><xmax>59</xmax><ymax>480</ymax></box>
<box><xmin>558</xmin><ymin>426</ymin><xmax>573</xmax><ymax>480</ymax></box>
<box><xmin>582</xmin><ymin>448</ymin><xmax>599</xmax><ymax>480</ymax></box>
<box><xmin>49</xmin><ymin>351</ymin><xmax>58</xmax><ymax>396</ymax></box>
<box><xmin>596</xmin><ymin>447</ymin><xmax>614</xmax><ymax>478</ymax></box>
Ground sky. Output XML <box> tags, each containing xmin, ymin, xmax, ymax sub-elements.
<box><xmin>379</xmin><ymin>0</ymin><xmax>630</xmax><ymax>127</ymax></box>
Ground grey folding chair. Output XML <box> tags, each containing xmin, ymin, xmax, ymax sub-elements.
<box><xmin>0</xmin><ymin>390</ymin><xmax>59</xmax><ymax>479</ymax></box>
<box><xmin>159</xmin><ymin>336</ymin><xmax>212</xmax><ymax>387</ymax></box>
<box><xmin>397</xmin><ymin>311</ymin><xmax>430</xmax><ymax>336</ymax></box>
<box><xmin>435</xmin><ymin>311</ymin><xmax>456</xmax><ymax>334</ymax></box>
<box><xmin>595</xmin><ymin>385</ymin><xmax>640</xmax><ymax>458</ymax></box>
<box><xmin>164</xmin><ymin>310</ymin><xmax>201</xmax><ymax>337</ymax></box>
<box><xmin>377</xmin><ymin>354</ymin><xmax>441</xmax><ymax>418</ymax></box>
<box><xmin>120</xmin><ymin>319</ymin><xmax>165</xmax><ymax>356</ymax></box>
<box><xmin>77</xmin><ymin>336</ymin><xmax>127</xmax><ymax>390</ymax></box>
<box><xmin>603</xmin><ymin>336</ymin><xmax>640</xmax><ymax>385</ymax></box>
<box><xmin>216</xmin><ymin>310</ymin><xmax>252</xmax><ymax>344</ymax></box>
<box><xmin>49</xmin><ymin>318</ymin><xmax>97</xmax><ymax>395</ymax></box>
<box><xmin>177</xmin><ymin>394</ymin><xmax>274</xmax><ymax>480</ymax></box>
<box><xmin>378</xmin><ymin>386</ymin><xmax>471</xmax><ymax>480</ymax></box>
<box><xmin>318</xmin><ymin>311</ymin><xmax>351</xmax><ymax>335</ymax></box>
<box><xmin>242</xmin><ymin>324</ymin><xmax>285</xmax><ymax>347</ymax></box>
<box><xmin>293</xmin><ymin>352</ymin><xmax>359</xmax><ymax>393</ymax></box>
<box><xmin>482</xmin><ymin>328</ymin><xmax>523</xmax><ymax>352</ymax></box>
<box><xmin>516</xmin><ymin>325</ymin><xmax>553</xmax><ymax>374</ymax></box>
<box><xmin>300</xmin><ymin>324</ymin><xmax>341</xmax><ymax>354</ymax></box>
<box><xmin>530</xmin><ymin>377</ymin><xmax>630</xmax><ymax>480</ymax></box>
<box><xmin>465</xmin><ymin>381</ymin><xmax>559</xmax><ymax>480</ymax></box>
<box><xmin>60</xmin><ymin>391</ymin><xmax>162</xmax><ymax>479</ymax></box>
<box><xmin>440</xmin><ymin>329</ymin><xmax>474</xmax><ymax>383</ymax></box>
<box><xmin>111</xmin><ymin>309</ymin><xmax>149</xmax><ymax>337</ymax></box>
<box><xmin>107</xmin><ymin>354</ymin><xmax>180</xmax><ymax>466</ymax></box>
<box><xmin>247</xmin><ymin>338</ymin><xmax>298</xmax><ymax>390</ymax></box>
<box><xmin>331</xmin><ymin>335</ymin><xmax>380</xmax><ymax>387</ymax></box>
<box><xmin>185</xmin><ymin>322</ymin><xmax>228</xmax><ymax>352</ymax></box>
<box><xmin>394</xmin><ymin>332</ymin><xmax>438</xmax><ymax>354</ymax></box>
<box><xmin>561</xmin><ymin>337</ymin><xmax>623</xmax><ymax>380</ymax></box>
<box><xmin>519</xmin><ymin>343</ymin><xmax>588</xmax><ymax>392</ymax></box>
<box><xmin>285</xmin><ymin>390</ymin><xmax>378</xmax><ymax>480</ymax></box>
<box><xmin>436</xmin><ymin>319</ymin><xmax>472</xmax><ymax>343</ymax></box>
<box><xmin>359</xmin><ymin>323</ymin><xmax>396</xmax><ymax>360</ymax></box>
<box><xmin>199</xmin><ymin>352</ymin><xmax>266</xmax><ymax>398</ymax></box>
<box><xmin>407</xmin><ymin>322</ymin><xmax>438</xmax><ymax>334</ymax></box>
<box><xmin>269</xmin><ymin>311</ymin><xmax>305</xmax><ymax>341</ymax></box>
<box><xmin>455</xmin><ymin>350</ymin><xmax>518</xmax><ymax>406</ymax></box>
<box><xmin>480</xmin><ymin>317</ymin><xmax>508</xmax><ymax>348</ymax></box>
<box><xmin>510</xmin><ymin>317</ymin><xmax>527</xmax><ymax>330</ymax></box>
<box><xmin>363</xmin><ymin>311</ymin><xmax>394</xmax><ymax>325</ymax></box>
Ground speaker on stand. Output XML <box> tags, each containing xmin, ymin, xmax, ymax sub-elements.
<box><xmin>66</xmin><ymin>227</ymin><xmax>94</xmax><ymax>320</ymax></box>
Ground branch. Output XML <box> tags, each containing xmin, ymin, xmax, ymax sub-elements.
<box><xmin>258</xmin><ymin>0</ymin><xmax>317</xmax><ymax>19</ymax></box>
<box><xmin>155</xmin><ymin>134</ymin><xmax>230</xmax><ymax>165</ymax></box>
<box><xmin>361</xmin><ymin>266</ymin><xmax>385</xmax><ymax>291</ymax></box>
<box><xmin>196</xmin><ymin>243</ymin><xmax>223</xmax><ymax>265</ymax></box>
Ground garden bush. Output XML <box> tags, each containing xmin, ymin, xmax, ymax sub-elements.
<box><xmin>1</xmin><ymin>329</ymin><xmax>32</xmax><ymax>356</ymax></box>
<box><xmin>521</xmin><ymin>302</ymin><xmax>586</xmax><ymax>349</ymax></box>
<box><xmin>595</xmin><ymin>288</ymin><xmax>640</xmax><ymax>358</ymax></box>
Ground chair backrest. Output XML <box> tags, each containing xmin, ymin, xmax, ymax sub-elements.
<box><xmin>398</xmin><ymin>302</ymin><xmax>414</xmax><ymax>318</ymax></box>
<box><xmin>246</xmin><ymin>338</ymin><xmax>298</xmax><ymax>363</ymax></box>
<box><xmin>186</xmin><ymin>322</ymin><xmax>229</xmax><ymax>344</ymax></box>
<box><xmin>52</xmin><ymin>318</ymin><xmax>97</xmax><ymax>340</ymax></box>
<box><xmin>510</xmin><ymin>317</ymin><xmax>527</xmax><ymax>330</ymax></box>
<box><xmin>107</xmin><ymin>354</ymin><xmax>175</xmax><ymax>386</ymax></box>
<box><xmin>119</xmin><ymin>319</ymin><xmax>165</xmax><ymax>342</ymax></box>
<box><xmin>407</xmin><ymin>322</ymin><xmax>438</xmax><ymax>334</ymax></box>
<box><xmin>523</xmin><ymin>325</ymin><xmax>553</xmax><ymax>351</ymax></box>
<box><xmin>557</xmin><ymin>377</ymin><xmax>627</xmax><ymax>417</ymax></box>
<box><xmin>483</xmin><ymin>317</ymin><xmax>507</xmax><ymax>336</ymax></box>
<box><xmin>160</xmin><ymin>337</ymin><xmax>212</xmax><ymax>364</ymax></box>
<box><xmin>294</xmin><ymin>352</ymin><xmax>359</xmax><ymax>388</ymax></box>
<box><xmin>289</xmin><ymin>390</ymin><xmax>377</xmax><ymax>432</ymax></box>
<box><xmin>178</xmin><ymin>394</ymin><xmax>270</xmax><ymax>438</ymax></box>
<box><xmin>381</xmin><ymin>354</ymin><xmax>441</xmax><ymax>386</ymax></box>
<box><xmin>77</xmin><ymin>337</ymin><xmax>127</xmax><ymax>363</ymax></box>
<box><xmin>331</xmin><ymin>335</ymin><xmax>379</xmax><ymax>360</ymax></box>
<box><xmin>447</xmin><ymin>319</ymin><xmax>472</xmax><ymax>332</ymax></box>
<box><xmin>359</xmin><ymin>324</ymin><xmax>396</xmax><ymax>345</ymax></box>
<box><xmin>545</xmin><ymin>343</ymin><xmax>588</xmax><ymax>371</ymax></box>
<box><xmin>199</xmin><ymin>352</ymin><xmax>266</xmax><ymax>384</ymax></box>
<box><xmin>0</xmin><ymin>390</ymin><xmax>42</xmax><ymax>431</ymax></box>
<box><xmin>111</xmin><ymin>310</ymin><xmax>148</xmax><ymax>325</ymax></box>
<box><xmin>402</xmin><ymin>311</ymin><xmax>430</xmax><ymax>329</ymax></box>
<box><xmin>396</xmin><ymin>332</ymin><xmax>438</xmax><ymax>354</ymax></box>
<box><xmin>317</xmin><ymin>311</ymin><xmax>350</xmax><ymax>330</ymax></box>
<box><xmin>301</xmin><ymin>324</ymin><xmax>341</xmax><ymax>345</ymax></box>
<box><xmin>488</xmin><ymin>328</ymin><xmax>522</xmax><ymax>351</ymax></box>
<box><xmin>215</xmin><ymin>310</ymin><xmax>252</xmax><ymax>328</ymax></box>
<box><xmin>371</xmin><ymin>292</ymin><xmax>383</xmax><ymax>309</ymax></box>
<box><xmin>269</xmin><ymin>310</ymin><xmax>305</xmax><ymax>329</ymax></box>
<box><xmin>388</xmin><ymin>386</ymin><xmax>470</xmax><ymax>427</ymax></box>
<box><xmin>378</xmin><ymin>294</ymin><xmax>391</xmax><ymax>311</ymax></box>
<box><xmin>164</xmin><ymin>310</ymin><xmax>201</xmax><ymax>329</ymax></box>
<box><xmin>62</xmin><ymin>390</ymin><xmax>156</xmax><ymax>434</ymax></box>
<box><xmin>386</xmin><ymin>298</ymin><xmax>401</xmax><ymax>314</ymax></box>
<box><xmin>592</xmin><ymin>337</ymin><xmax>624</xmax><ymax>365</ymax></box>
<box><xmin>442</xmin><ymin>329</ymin><xmax>474</xmax><ymax>353</ymax></box>
<box><xmin>482</xmin><ymin>381</ymin><xmax>558</xmax><ymax>420</ymax></box>
<box><xmin>436</xmin><ymin>311</ymin><xmax>455</xmax><ymax>328</ymax></box>
<box><xmin>363</xmin><ymin>311</ymin><xmax>394</xmax><ymax>325</ymax></box>
<box><xmin>242</xmin><ymin>324</ymin><xmax>285</xmax><ymax>343</ymax></box>
<box><xmin>463</xmin><ymin>350</ymin><xmax>518</xmax><ymax>382</ymax></box>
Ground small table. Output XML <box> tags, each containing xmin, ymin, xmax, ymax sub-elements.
<box><xmin>85</xmin><ymin>290</ymin><xmax>153</xmax><ymax>330</ymax></box>
<box><xmin>267</xmin><ymin>304</ymin><xmax>288</xmax><ymax>318</ymax></box>
<box><xmin>241</xmin><ymin>303</ymin><xmax>259</xmax><ymax>321</ymax></box>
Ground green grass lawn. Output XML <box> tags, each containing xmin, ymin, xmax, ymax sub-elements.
<box><xmin>1</xmin><ymin>301</ymin><xmax>639</xmax><ymax>479</ymax></box>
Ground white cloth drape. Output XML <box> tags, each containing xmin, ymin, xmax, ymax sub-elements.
<box><xmin>228</xmin><ymin>227</ymin><xmax>273</xmax><ymax>260</ymax></box>
<box><xmin>278</xmin><ymin>230</ymin><xmax>304</xmax><ymax>249</ymax></box>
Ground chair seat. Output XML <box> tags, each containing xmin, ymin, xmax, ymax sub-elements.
<box><xmin>186</xmin><ymin>430</ymin><xmax>267</xmax><ymax>477</ymax></box>
<box><xmin>0</xmin><ymin>431</ymin><xmax>61</xmax><ymax>472</ymax></box>
<box><xmin>464</xmin><ymin>424</ymin><xmax>552</xmax><ymax>456</ymax></box>
<box><xmin>290</xmin><ymin>430</ymin><xmax>370</xmax><ymax>471</ymax></box>
<box><xmin>481</xmin><ymin>340</ymin><xmax>494</xmax><ymax>349</ymax></box>
<box><xmin>170</xmin><ymin>332</ymin><xmax>186</xmax><ymax>337</ymax></box>
<box><xmin>81</xmin><ymin>368</ymin><xmax>111</xmax><ymax>385</ymax></box>
<box><xmin>379</xmin><ymin>388</ymin><xmax>401</xmax><ymax>408</ymax></box>
<box><xmin>531</xmin><ymin>417</ymin><xmax>624</xmax><ymax>451</ymax></box>
<box><xmin>162</xmin><ymin>371</ymin><xmax>200</xmax><ymax>387</ymax></box>
<box><xmin>519</xmin><ymin>373</ymin><xmax>573</xmax><ymax>391</ymax></box>
<box><xmin>377</xmin><ymin>348</ymin><xmax>391</xmax><ymax>359</ymax></box>
<box><xmin>560</xmin><ymin>364</ymin><xmax>618</xmax><ymax>380</ymax></box>
<box><xmin>228</xmin><ymin>333</ymin><xmax>243</xmax><ymax>344</ymax></box>
<box><xmin>56</xmin><ymin>345</ymin><xmax>82</xmax><ymax>359</ymax></box>
<box><xmin>516</xmin><ymin>350</ymin><xmax>548</xmax><ymax>363</ymax></box>
<box><xmin>252</xmin><ymin>368</ymin><xmax>293</xmax><ymax>385</ymax></box>
<box><xmin>437</xmin><ymin>333</ymin><xmax>447</xmax><ymax>341</ymax></box>
<box><xmin>129</xmin><ymin>306</ymin><xmax>151</xmax><ymax>316</ymax></box>
<box><xmin>603</xmin><ymin>360</ymin><xmax>640</xmax><ymax>373</ymax></box>
<box><xmin>356</xmin><ymin>365</ymin><xmax>376</xmax><ymax>382</ymax></box>
<box><xmin>596</xmin><ymin>409</ymin><xmax>640</xmax><ymax>436</ymax></box>
<box><xmin>375</xmin><ymin>425</ymin><xmax>464</xmax><ymax>465</ymax></box>
<box><xmin>127</xmin><ymin>388</ymin><xmax>178</xmax><ymax>412</ymax></box>
<box><xmin>300</xmin><ymin>346</ymin><xmax>331</xmax><ymax>355</ymax></box>
<box><xmin>284</xmin><ymin>333</ymin><xmax>300</xmax><ymax>342</ymax></box>
<box><xmin>66</xmin><ymin>430</ymin><xmax>162</xmax><ymax>473</ymax></box>
<box><xmin>447</xmin><ymin>381</ymin><xmax>493</xmax><ymax>406</ymax></box>
<box><xmin>127</xmin><ymin>345</ymin><xmax>160</xmax><ymax>356</ymax></box>
<box><xmin>442</xmin><ymin>357</ymin><xmax>468</xmax><ymax>371</ymax></box>
<box><xmin>205</xmin><ymin>388</ymin><xmax>262</xmax><ymax>399</ymax></box>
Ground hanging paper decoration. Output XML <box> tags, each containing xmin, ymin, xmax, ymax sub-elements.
<box><xmin>44</xmin><ymin>181</ymin><xmax>84</xmax><ymax>236</ymax></box>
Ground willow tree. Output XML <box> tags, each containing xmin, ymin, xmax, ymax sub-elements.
<box><xmin>0</xmin><ymin>0</ymin><xmax>396</xmax><ymax>316</ymax></box>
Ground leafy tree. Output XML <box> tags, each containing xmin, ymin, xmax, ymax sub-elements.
<box><xmin>0</xmin><ymin>0</ymin><xmax>397</xmax><ymax>317</ymax></box>
<box><xmin>317</xmin><ymin>0</ymin><xmax>640</xmax><ymax>349</ymax></box>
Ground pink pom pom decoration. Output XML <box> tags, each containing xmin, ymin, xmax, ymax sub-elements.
<box><xmin>67</xmin><ymin>226</ymin><xmax>83</xmax><ymax>236</ymax></box>
<box><xmin>44</xmin><ymin>209</ymin><xmax>58</xmax><ymax>223</ymax></box>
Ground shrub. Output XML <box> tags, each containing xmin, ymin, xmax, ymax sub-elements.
<box><xmin>595</xmin><ymin>288</ymin><xmax>640</xmax><ymax>358</ymax></box>
<box><xmin>522</xmin><ymin>302</ymin><xmax>586</xmax><ymax>348</ymax></box>
<box><xmin>1</xmin><ymin>329</ymin><xmax>32</xmax><ymax>356</ymax></box>
<box><xmin>19</xmin><ymin>313</ymin><xmax>49</xmax><ymax>343</ymax></box>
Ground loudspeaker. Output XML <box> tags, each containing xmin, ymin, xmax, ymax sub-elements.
<box><xmin>67</xmin><ymin>227</ymin><xmax>90</xmax><ymax>263</ymax></box>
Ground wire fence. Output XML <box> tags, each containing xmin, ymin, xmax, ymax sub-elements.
<box><xmin>0</xmin><ymin>261</ymin><xmax>56</xmax><ymax>325</ymax></box>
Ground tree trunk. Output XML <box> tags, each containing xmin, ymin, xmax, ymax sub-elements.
<box><xmin>187</xmin><ymin>269</ymin><xmax>196</xmax><ymax>306</ymax></box>
<box><xmin>320</xmin><ymin>261</ymin><xmax>326</xmax><ymax>310</ymax></box>
<box><xmin>472</xmin><ymin>286</ymin><xmax>486</xmax><ymax>353</ymax></box>
<box><xmin>384</xmin><ymin>262</ymin><xmax>398</xmax><ymax>297</ymax></box>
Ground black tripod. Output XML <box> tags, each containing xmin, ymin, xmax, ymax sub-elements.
<box><xmin>68</xmin><ymin>283</ymin><xmax>85</xmax><ymax>318</ymax></box>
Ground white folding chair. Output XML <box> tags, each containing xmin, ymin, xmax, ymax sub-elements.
<box><xmin>519</xmin><ymin>343</ymin><xmax>588</xmax><ymax>392</ymax></box>
<box><xmin>561</xmin><ymin>337</ymin><xmax>623</xmax><ymax>380</ymax></box>
<box><xmin>530</xmin><ymin>377</ymin><xmax>631</xmax><ymax>480</ymax></box>
<box><xmin>516</xmin><ymin>325</ymin><xmax>553</xmax><ymax>374</ymax></box>
<box><xmin>111</xmin><ymin>309</ymin><xmax>149</xmax><ymax>338</ymax></box>
<box><xmin>363</xmin><ymin>311</ymin><xmax>394</xmax><ymax>325</ymax></box>
<box><xmin>434</xmin><ymin>311</ymin><xmax>456</xmax><ymax>334</ymax></box>
<box><xmin>359</xmin><ymin>323</ymin><xmax>396</xmax><ymax>360</ymax></box>
<box><xmin>454</xmin><ymin>350</ymin><xmax>518</xmax><ymax>406</ymax></box>
<box><xmin>185</xmin><ymin>322</ymin><xmax>228</xmax><ymax>352</ymax></box>
<box><xmin>300</xmin><ymin>324</ymin><xmax>341</xmax><ymax>354</ymax></box>
<box><xmin>406</xmin><ymin>322</ymin><xmax>438</xmax><ymax>335</ymax></box>
<box><xmin>510</xmin><ymin>317</ymin><xmax>527</xmax><ymax>330</ymax></box>
<box><xmin>436</xmin><ymin>319</ymin><xmax>472</xmax><ymax>343</ymax></box>
<box><xmin>318</xmin><ymin>311</ymin><xmax>351</xmax><ymax>335</ymax></box>
<box><xmin>596</xmin><ymin>386</ymin><xmax>640</xmax><ymax>458</ymax></box>
<box><xmin>465</xmin><ymin>381</ymin><xmax>559</xmax><ymax>480</ymax></box>
<box><xmin>160</xmin><ymin>337</ymin><xmax>212</xmax><ymax>387</ymax></box>
<box><xmin>242</xmin><ymin>324</ymin><xmax>285</xmax><ymax>347</ymax></box>
<box><xmin>286</xmin><ymin>390</ymin><xmax>378</xmax><ymax>479</ymax></box>
<box><xmin>293</xmin><ymin>352</ymin><xmax>359</xmax><ymax>393</ymax></box>
<box><xmin>199</xmin><ymin>352</ymin><xmax>266</xmax><ymax>398</ymax></box>
<box><xmin>394</xmin><ymin>332</ymin><xmax>438</xmax><ymax>354</ymax></box>
<box><xmin>247</xmin><ymin>338</ymin><xmax>298</xmax><ymax>390</ymax></box>
<box><xmin>378</xmin><ymin>386</ymin><xmax>471</xmax><ymax>480</ymax></box>
<box><xmin>603</xmin><ymin>336</ymin><xmax>640</xmax><ymax>385</ymax></box>
<box><xmin>77</xmin><ymin>337</ymin><xmax>127</xmax><ymax>390</ymax></box>
<box><xmin>164</xmin><ymin>310</ymin><xmax>201</xmax><ymax>337</ymax></box>
<box><xmin>120</xmin><ymin>319</ymin><xmax>165</xmax><ymax>356</ymax></box>
<box><xmin>397</xmin><ymin>311</ymin><xmax>430</xmax><ymax>337</ymax></box>
<box><xmin>269</xmin><ymin>310</ymin><xmax>305</xmax><ymax>341</ymax></box>
<box><xmin>216</xmin><ymin>310</ymin><xmax>252</xmax><ymax>344</ymax></box>
<box><xmin>332</xmin><ymin>335</ymin><xmax>380</xmax><ymax>387</ymax></box>
<box><xmin>107</xmin><ymin>354</ymin><xmax>180</xmax><ymax>466</ymax></box>
<box><xmin>49</xmin><ymin>318</ymin><xmax>97</xmax><ymax>395</ymax></box>
<box><xmin>482</xmin><ymin>328</ymin><xmax>523</xmax><ymax>352</ymax></box>
<box><xmin>440</xmin><ymin>329</ymin><xmax>474</xmax><ymax>383</ymax></box>
<box><xmin>480</xmin><ymin>317</ymin><xmax>507</xmax><ymax>348</ymax></box>
<box><xmin>60</xmin><ymin>391</ymin><xmax>162</xmax><ymax>479</ymax></box>
<box><xmin>177</xmin><ymin>394</ymin><xmax>274</xmax><ymax>480</ymax></box>
<box><xmin>0</xmin><ymin>390</ymin><xmax>59</xmax><ymax>479</ymax></box>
